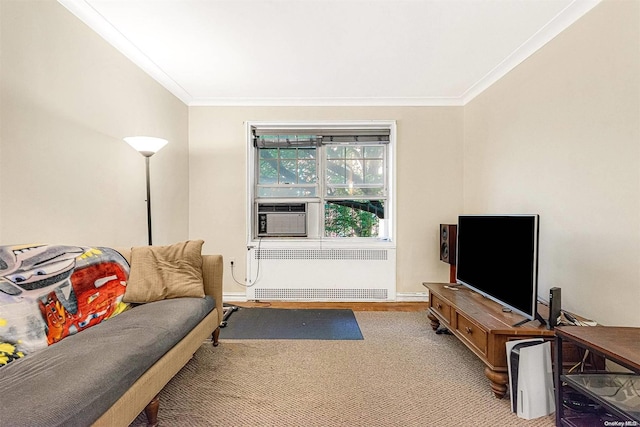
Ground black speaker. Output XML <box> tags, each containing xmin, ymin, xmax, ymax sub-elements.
<box><xmin>548</xmin><ymin>287</ymin><xmax>561</xmax><ymax>329</ymax></box>
<box><xmin>440</xmin><ymin>224</ymin><xmax>457</xmax><ymax>265</ymax></box>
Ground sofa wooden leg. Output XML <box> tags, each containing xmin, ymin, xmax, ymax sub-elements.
<box><xmin>212</xmin><ymin>326</ymin><xmax>220</xmax><ymax>347</ymax></box>
<box><xmin>144</xmin><ymin>395</ymin><xmax>160</xmax><ymax>427</ymax></box>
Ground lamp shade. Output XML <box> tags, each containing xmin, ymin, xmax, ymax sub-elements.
<box><xmin>124</xmin><ymin>136</ymin><xmax>168</xmax><ymax>157</ymax></box>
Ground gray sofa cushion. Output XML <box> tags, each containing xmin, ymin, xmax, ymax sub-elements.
<box><xmin>0</xmin><ymin>295</ymin><xmax>214</xmax><ymax>427</ymax></box>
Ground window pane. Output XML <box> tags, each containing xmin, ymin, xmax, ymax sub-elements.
<box><xmin>259</xmin><ymin>148</ymin><xmax>278</xmax><ymax>159</ymax></box>
<box><xmin>298</xmin><ymin>160</ymin><xmax>316</xmax><ymax>183</ymax></box>
<box><xmin>279</xmin><ymin>160</ymin><xmax>297</xmax><ymax>183</ymax></box>
<box><xmin>299</xmin><ymin>148</ymin><xmax>316</xmax><ymax>159</ymax></box>
<box><xmin>324</xmin><ymin>200</ymin><xmax>384</xmax><ymax>237</ymax></box>
<box><xmin>327</xmin><ymin>160</ymin><xmax>345</xmax><ymax>184</ymax></box>
<box><xmin>326</xmin><ymin>146</ymin><xmax>345</xmax><ymax>159</ymax></box>
<box><xmin>346</xmin><ymin>147</ymin><xmax>363</xmax><ymax>159</ymax></box>
<box><xmin>280</xmin><ymin>148</ymin><xmax>297</xmax><ymax>159</ymax></box>
<box><xmin>327</xmin><ymin>187</ymin><xmax>385</xmax><ymax>197</ymax></box>
<box><xmin>258</xmin><ymin>186</ymin><xmax>317</xmax><ymax>197</ymax></box>
<box><xmin>346</xmin><ymin>159</ymin><xmax>364</xmax><ymax>184</ymax></box>
<box><xmin>364</xmin><ymin>160</ymin><xmax>384</xmax><ymax>184</ymax></box>
<box><xmin>259</xmin><ymin>159</ymin><xmax>278</xmax><ymax>184</ymax></box>
<box><xmin>364</xmin><ymin>146</ymin><xmax>384</xmax><ymax>159</ymax></box>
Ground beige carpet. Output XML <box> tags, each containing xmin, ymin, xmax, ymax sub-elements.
<box><xmin>130</xmin><ymin>310</ymin><xmax>555</xmax><ymax>426</ymax></box>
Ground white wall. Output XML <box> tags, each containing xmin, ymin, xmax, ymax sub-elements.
<box><xmin>463</xmin><ymin>0</ymin><xmax>640</xmax><ymax>326</ymax></box>
<box><xmin>188</xmin><ymin>106</ymin><xmax>464</xmax><ymax>295</ymax></box>
<box><xmin>0</xmin><ymin>0</ymin><xmax>189</xmax><ymax>247</ymax></box>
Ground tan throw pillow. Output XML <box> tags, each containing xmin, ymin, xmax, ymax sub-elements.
<box><xmin>123</xmin><ymin>240</ymin><xmax>205</xmax><ymax>303</ymax></box>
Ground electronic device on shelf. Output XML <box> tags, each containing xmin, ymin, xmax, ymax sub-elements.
<box><xmin>455</xmin><ymin>214</ymin><xmax>545</xmax><ymax>327</ymax></box>
<box><xmin>562</xmin><ymin>391</ymin><xmax>602</xmax><ymax>413</ymax></box>
<box><xmin>548</xmin><ymin>287</ymin><xmax>561</xmax><ymax>329</ymax></box>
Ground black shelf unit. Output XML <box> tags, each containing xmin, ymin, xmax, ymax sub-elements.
<box><xmin>554</xmin><ymin>326</ymin><xmax>640</xmax><ymax>427</ymax></box>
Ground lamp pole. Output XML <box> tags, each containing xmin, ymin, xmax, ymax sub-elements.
<box><xmin>145</xmin><ymin>155</ymin><xmax>153</xmax><ymax>245</ymax></box>
<box><xmin>124</xmin><ymin>136</ymin><xmax>168</xmax><ymax>246</ymax></box>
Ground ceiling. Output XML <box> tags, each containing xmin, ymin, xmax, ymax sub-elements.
<box><xmin>59</xmin><ymin>0</ymin><xmax>600</xmax><ymax>106</ymax></box>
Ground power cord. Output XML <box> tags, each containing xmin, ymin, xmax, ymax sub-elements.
<box><xmin>230</xmin><ymin>260</ymin><xmax>258</xmax><ymax>288</ymax></box>
<box><xmin>567</xmin><ymin>349</ymin><xmax>591</xmax><ymax>374</ymax></box>
<box><xmin>560</xmin><ymin>310</ymin><xmax>594</xmax><ymax>326</ymax></box>
<box><xmin>230</xmin><ymin>260</ymin><xmax>249</xmax><ymax>286</ymax></box>
<box><xmin>229</xmin><ymin>238</ymin><xmax>262</xmax><ymax>288</ymax></box>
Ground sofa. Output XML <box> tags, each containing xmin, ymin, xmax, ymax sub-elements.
<box><xmin>0</xmin><ymin>244</ymin><xmax>223</xmax><ymax>427</ymax></box>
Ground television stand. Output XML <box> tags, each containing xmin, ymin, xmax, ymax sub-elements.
<box><xmin>423</xmin><ymin>282</ymin><xmax>554</xmax><ymax>398</ymax></box>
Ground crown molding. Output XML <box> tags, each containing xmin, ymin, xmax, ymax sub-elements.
<box><xmin>59</xmin><ymin>0</ymin><xmax>600</xmax><ymax>108</ymax></box>
<box><xmin>461</xmin><ymin>0</ymin><xmax>601</xmax><ymax>104</ymax></box>
<box><xmin>58</xmin><ymin>0</ymin><xmax>462</xmax><ymax>107</ymax></box>
<box><xmin>58</xmin><ymin>0</ymin><xmax>194</xmax><ymax>105</ymax></box>
<box><xmin>188</xmin><ymin>97</ymin><xmax>464</xmax><ymax>107</ymax></box>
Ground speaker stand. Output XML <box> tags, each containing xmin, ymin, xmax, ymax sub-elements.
<box><xmin>449</xmin><ymin>265</ymin><xmax>456</xmax><ymax>283</ymax></box>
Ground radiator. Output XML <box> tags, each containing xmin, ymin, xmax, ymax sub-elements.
<box><xmin>246</xmin><ymin>248</ymin><xmax>396</xmax><ymax>301</ymax></box>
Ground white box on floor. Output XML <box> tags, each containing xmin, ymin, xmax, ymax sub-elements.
<box><xmin>506</xmin><ymin>339</ymin><xmax>556</xmax><ymax>420</ymax></box>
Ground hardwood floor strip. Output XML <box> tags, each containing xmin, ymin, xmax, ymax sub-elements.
<box><xmin>230</xmin><ymin>301</ymin><xmax>428</xmax><ymax>312</ymax></box>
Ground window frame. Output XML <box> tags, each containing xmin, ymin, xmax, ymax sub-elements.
<box><xmin>247</xmin><ymin>121</ymin><xmax>396</xmax><ymax>246</ymax></box>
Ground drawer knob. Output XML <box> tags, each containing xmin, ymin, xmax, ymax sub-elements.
<box><xmin>465</xmin><ymin>327</ymin><xmax>472</xmax><ymax>334</ymax></box>
<box><xmin>436</xmin><ymin>303</ymin><xmax>442</xmax><ymax>309</ymax></box>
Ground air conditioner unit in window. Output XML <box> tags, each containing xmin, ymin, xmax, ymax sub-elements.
<box><xmin>256</xmin><ymin>203</ymin><xmax>307</xmax><ymax>237</ymax></box>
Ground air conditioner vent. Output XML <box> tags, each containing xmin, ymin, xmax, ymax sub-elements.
<box><xmin>258</xmin><ymin>203</ymin><xmax>306</xmax><ymax>213</ymax></box>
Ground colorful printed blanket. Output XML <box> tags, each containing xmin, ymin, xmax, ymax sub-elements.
<box><xmin>0</xmin><ymin>244</ymin><xmax>130</xmax><ymax>366</ymax></box>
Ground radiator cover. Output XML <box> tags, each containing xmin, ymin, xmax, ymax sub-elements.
<box><xmin>246</xmin><ymin>248</ymin><xmax>396</xmax><ymax>301</ymax></box>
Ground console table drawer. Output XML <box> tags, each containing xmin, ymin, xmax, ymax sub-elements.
<box><xmin>430</xmin><ymin>294</ymin><xmax>451</xmax><ymax>323</ymax></box>
<box><xmin>456</xmin><ymin>312</ymin><xmax>488</xmax><ymax>356</ymax></box>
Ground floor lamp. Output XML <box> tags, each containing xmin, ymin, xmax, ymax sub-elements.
<box><xmin>124</xmin><ymin>136</ymin><xmax>168</xmax><ymax>245</ymax></box>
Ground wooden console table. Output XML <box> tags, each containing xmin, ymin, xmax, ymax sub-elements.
<box><xmin>423</xmin><ymin>282</ymin><xmax>554</xmax><ymax>399</ymax></box>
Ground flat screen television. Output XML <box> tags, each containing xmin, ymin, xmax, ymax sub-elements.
<box><xmin>456</xmin><ymin>214</ymin><xmax>544</xmax><ymax>326</ymax></box>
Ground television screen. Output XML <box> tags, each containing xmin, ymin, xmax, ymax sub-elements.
<box><xmin>456</xmin><ymin>214</ymin><xmax>540</xmax><ymax>321</ymax></box>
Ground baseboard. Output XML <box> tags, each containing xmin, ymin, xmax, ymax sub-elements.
<box><xmin>224</xmin><ymin>291</ymin><xmax>428</xmax><ymax>302</ymax></box>
<box><xmin>223</xmin><ymin>292</ymin><xmax>248</xmax><ymax>302</ymax></box>
<box><xmin>395</xmin><ymin>292</ymin><xmax>429</xmax><ymax>302</ymax></box>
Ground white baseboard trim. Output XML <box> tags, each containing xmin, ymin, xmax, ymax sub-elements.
<box><xmin>223</xmin><ymin>292</ymin><xmax>428</xmax><ymax>302</ymax></box>
<box><xmin>395</xmin><ymin>292</ymin><xmax>429</xmax><ymax>302</ymax></box>
<box><xmin>223</xmin><ymin>292</ymin><xmax>248</xmax><ymax>302</ymax></box>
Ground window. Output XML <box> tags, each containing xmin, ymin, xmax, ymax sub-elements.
<box><xmin>258</xmin><ymin>146</ymin><xmax>317</xmax><ymax>197</ymax></box>
<box><xmin>324</xmin><ymin>200</ymin><xmax>384</xmax><ymax>237</ymax></box>
<box><xmin>250</xmin><ymin>123</ymin><xmax>394</xmax><ymax>241</ymax></box>
<box><xmin>323</xmin><ymin>143</ymin><xmax>387</xmax><ymax>237</ymax></box>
